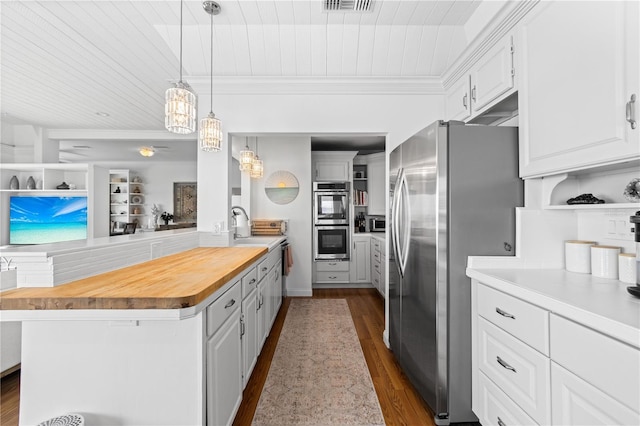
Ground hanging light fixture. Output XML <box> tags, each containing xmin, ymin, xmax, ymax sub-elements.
<box><xmin>250</xmin><ymin>137</ymin><xmax>263</xmax><ymax>179</ymax></box>
<box><xmin>139</xmin><ymin>146</ymin><xmax>155</xmax><ymax>157</ymax></box>
<box><xmin>165</xmin><ymin>0</ymin><xmax>197</xmax><ymax>134</ymax></box>
<box><xmin>239</xmin><ymin>137</ymin><xmax>255</xmax><ymax>172</ymax></box>
<box><xmin>199</xmin><ymin>1</ymin><xmax>222</xmax><ymax>152</ymax></box>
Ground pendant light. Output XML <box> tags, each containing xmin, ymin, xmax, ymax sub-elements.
<box><xmin>250</xmin><ymin>138</ymin><xmax>263</xmax><ymax>179</ymax></box>
<box><xmin>165</xmin><ymin>0</ymin><xmax>197</xmax><ymax>134</ymax></box>
<box><xmin>199</xmin><ymin>1</ymin><xmax>222</xmax><ymax>152</ymax></box>
<box><xmin>239</xmin><ymin>137</ymin><xmax>255</xmax><ymax>172</ymax></box>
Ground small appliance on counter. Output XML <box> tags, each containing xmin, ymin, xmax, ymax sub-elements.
<box><xmin>368</xmin><ymin>216</ymin><xmax>385</xmax><ymax>232</ymax></box>
<box><xmin>628</xmin><ymin>211</ymin><xmax>640</xmax><ymax>297</ymax></box>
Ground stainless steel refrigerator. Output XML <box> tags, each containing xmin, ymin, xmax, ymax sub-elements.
<box><xmin>389</xmin><ymin>121</ymin><xmax>523</xmax><ymax>424</ymax></box>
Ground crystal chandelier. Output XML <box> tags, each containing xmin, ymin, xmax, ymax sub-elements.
<box><xmin>239</xmin><ymin>137</ymin><xmax>255</xmax><ymax>172</ymax></box>
<box><xmin>165</xmin><ymin>0</ymin><xmax>197</xmax><ymax>134</ymax></box>
<box><xmin>199</xmin><ymin>1</ymin><xmax>222</xmax><ymax>152</ymax></box>
<box><xmin>250</xmin><ymin>138</ymin><xmax>263</xmax><ymax>179</ymax></box>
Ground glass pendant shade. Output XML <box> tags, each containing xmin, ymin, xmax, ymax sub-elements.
<box><xmin>250</xmin><ymin>156</ymin><xmax>263</xmax><ymax>179</ymax></box>
<box><xmin>165</xmin><ymin>81</ymin><xmax>197</xmax><ymax>134</ymax></box>
<box><xmin>239</xmin><ymin>146</ymin><xmax>255</xmax><ymax>172</ymax></box>
<box><xmin>199</xmin><ymin>112</ymin><xmax>222</xmax><ymax>151</ymax></box>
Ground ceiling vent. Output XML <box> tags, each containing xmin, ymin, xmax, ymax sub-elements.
<box><xmin>324</xmin><ymin>0</ymin><xmax>373</xmax><ymax>12</ymax></box>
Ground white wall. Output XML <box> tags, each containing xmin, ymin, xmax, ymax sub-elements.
<box><xmin>92</xmin><ymin>161</ymin><xmax>197</xmax><ymax>226</ymax></box>
<box><xmin>196</xmin><ymin>91</ymin><xmax>445</xmax><ymax>234</ymax></box>
<box><xmin>249</xmin><ymin>136</ymin><xmax>312</xmax><ymax>297</ymax></box>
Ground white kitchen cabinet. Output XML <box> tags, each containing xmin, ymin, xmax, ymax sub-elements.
<box><xmin>366</xmin><ymin>153</ymin><xmax>385</xmax><ymax>216</ymax></box>
<box><xmin>256</xmin><ymin>278</ymin><xmax>268</xmax><ymax>351</ymax></box>
<box><xmin>207</xmin><ymin>307</ymin><xmax>242</xmax><ymax>426</ymax></box>
<box><xmin>518</xmin><ymin>1</ymin><xmax>640</xmax><ymax>178</ymax></box>
<box><xmin>370</xmin><ymin>237</ymin><xmax>384</xmax><ymax>296</ymax></box>
<box><xmin>350</xmin><ymin>235</ymin><xmax>371</xmax><ymax>283</ymax></box>
<box><xmin>445</xmin><ymin>34</ymin><xmax>515</xmax><ymax>122</ymax></box>
<box><xmin>241</xmin><ymin>287</ymin><xmax>258</xmax><ymax>388</ymax></box>
<box><xmin>314</xmin><ymin>260</ymin><xmax>350</xmax><ymax>284</ymax></box>
<box><xmin>312</xmin><ymin>151</ymin><xmax>357</xmax><ymax>182</ymax></box>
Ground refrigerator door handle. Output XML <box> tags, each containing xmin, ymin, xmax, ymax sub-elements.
<box><xmin>391</xmin><ymin>168</ymin><xmax>404</xmax><ymax>277</ymax></box>
<box><xmin>398</xmin><ymin>170</ymin><xmax>411</xmax><ymax>276</ymax></box>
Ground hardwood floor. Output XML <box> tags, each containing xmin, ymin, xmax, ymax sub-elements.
<box><xmin>233</xmin><ymin>288</ymin><xmax>435</xmax><ymax>426</ymax></box>
<box><xmin>0</xmin><ymin>288</ymin><xmax>434</xmax><ymax>426</ymax></box>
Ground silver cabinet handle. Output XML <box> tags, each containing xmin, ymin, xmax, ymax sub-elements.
<box><xmin>261</xmin><ymin>267</ymin><xmax>268</xmax><ymax>272</ymax></box>
<box><xmin>329</xmin><ymin>276</ymin><xmax>337</xmax><ymax>279</ymax></box>
<box><xmin>626</xmin><ymin>94</ymin><xmax>637</xmax><ymax>129</ymax></box>
<box><xmin>471</xmin><ymin>85</ymin><xmax>477</xmax><ymax>102</ymax></box>
<box><xmin>496</xmin><ymin>307</ymin><xmax>515</xmax><ymax>319</ymax></box>
<box><xmin>496</xmin><ymin>356</ymin><xmax>516</xmax><ymax>373</ymax></box>
<box><xmin>462</xmin><ymin>93</ymin><xmax>468</xmax><ymax>108</ymax></box>
<box><xmin>240</xmin><ymin>316</ymin><xmax>245</xmax><ymax>337</ymax></box>
<box><xmin>328</xmin><ymin>262</ymin><xmax>337</xmax><ymax>266</ymax></box>
<box><xmin>249</xmin><ymin>278</ymin><xmax>256</xmax><ymax>285</ymax></box>
<box><xmin>497</xmin><ymin>416</ymin><xmax>506</xmax><ymax>426</ymax></box>
<box><xmin>224</xmin><ymin>299</ymin><xmax>236</xmax><ymax>309</ymax></box>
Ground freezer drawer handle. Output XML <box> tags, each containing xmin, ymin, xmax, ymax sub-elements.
<box><xmin>496</xmin><ymin>356</ymin><xmax>517</xmax><ymax>373</ymax></box>
<box><xmin>497</xmin><ymin>416</ymin><xmax>506</xmax><ymax>426</ymax></box>
<box><xmin>496</xmin><ymin>307</ymin><xmax>515</xmax><ymax>319</ymax></box>
<box><xmin>224</xmin><ymin>299</ymin><xmax>236</xmax><ymax>309</ymax></box>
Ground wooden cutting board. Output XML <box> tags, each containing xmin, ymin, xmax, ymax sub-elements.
<box><xmin>0</xmin><ymin>247</ymin><xmax>266</xmax><ymax>310</ymax></box>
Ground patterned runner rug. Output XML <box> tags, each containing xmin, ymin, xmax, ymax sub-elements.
<box><xmin>252</xmin><ymin>298</ymin><xmax>385</xmax><ymax>426</ymax></box>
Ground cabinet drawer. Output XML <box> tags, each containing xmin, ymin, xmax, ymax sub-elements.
<box><xmin>477</xmin><ymin>371</ymin><xmax>538</xmax><ymax>426</ymax></box>
<box><xmin>478</xmin><ymin>318</ymin><xmax>551</xmax><ymax>424</ymax></box>
<box><xmin>316</xmin><ymin>271</ymin><xmax>350</xmax><ymax>283</ymax></box>
<box><xmin>267</xmin><ymin>249</ymin><xmax>281</xmax><ymax>271</ymax></box>
<box><xmin>550</xmin><ymin>314</ymin><xmax>640</xmax><ymax>413</ymax></box>
<box><xmin>478</xmin><ymin>284</ymin><xmax>549</xmax><ymax>355</ymax></box>
<box><xmin>207</xmin><ymin>282</ymin><xmax>241</xmax><ymax>337</ymax></box>
<box><xmin>551</xmin><ymin>362</ymin><xmax>640</xmax><ymax>425</ymax></box>
<box><xmin>315</xmin><ymin>261</ymin><xmax>349</xmax><ymax>272</ymax></box>
<box><xmin>241</xmin><ymin>267</ymin><xmax>258</xmax><ymax>299</ymax></box>
<box><xmin>257</xmin><ymin>258</ymin><xmax>269</xmax><ymax>282</ymax></box>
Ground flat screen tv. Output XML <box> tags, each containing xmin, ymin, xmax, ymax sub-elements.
<box><xmin>9</xmin><ymin>196</ymin><xmax>87</xmax><ymax>245</ymax></box>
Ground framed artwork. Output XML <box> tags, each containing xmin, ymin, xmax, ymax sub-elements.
<box><xmin>173</xmin><ymin>182</ymin><xmax>197</xmax><ymax>222</ymax></box>
<box><xmin>264</xmin><ymin>171</ymin><xmax>299</xmax><ymax>205</ymax></box>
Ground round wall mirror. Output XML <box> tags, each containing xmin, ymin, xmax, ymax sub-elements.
<box><xmin>265</xmin><ymin>171</ymin><xmax>299</xmax><ymax>205</ymax></box>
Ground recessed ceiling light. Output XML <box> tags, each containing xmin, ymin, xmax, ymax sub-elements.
<box><xmin>95</xmin><ymin>112</ymin><xmax>110</xmax><ymax>117</ymax></box>
<box><xmin>139</xmin><ymin>146</ymin><xmax>155</xmax><ymax>157</ymax></box>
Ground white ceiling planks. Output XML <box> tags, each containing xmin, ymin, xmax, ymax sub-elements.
<box><xmin>0</xmin><ymin>0</ymin><xmax>496</xmax><ymax>130</ymax></box>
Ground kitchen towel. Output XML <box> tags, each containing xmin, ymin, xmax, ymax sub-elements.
<box><xmin>284</xmin><ymin>244</ymin><xmax>294</xmax><ymax>276</ymax></box>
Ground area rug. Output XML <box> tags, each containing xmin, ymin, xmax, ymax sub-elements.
<box><xmin>252</xmin><ymin>298</ymin><xmax>385</xmax><ymax>426</ymax></box>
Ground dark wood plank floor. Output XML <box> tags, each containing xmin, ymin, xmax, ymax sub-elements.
<box><xmin>233</xmin><ymin>288</ymin><xmax>435</xmax><ymax>426</ymax></box>
<box><xmin>0</xmin><ymin>288</ymin><xmax>434</xmax><ymax>426</ymax></box>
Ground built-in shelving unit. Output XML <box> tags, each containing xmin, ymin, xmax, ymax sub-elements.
<box><xmin>109</xmin><ymin>169</ymin><xmax>146</xmax><ymax>233</ymax></box>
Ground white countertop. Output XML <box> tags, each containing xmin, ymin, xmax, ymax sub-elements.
<box><xmin>467</xmin><ymin>267</ymin><xmax>640</xmax><ymax>349</ymax></box>
<box><xmin>232</xmin><ymin>235</ymin><xmax>287</xmax><ymax>252</ymax></box>
<box><xmin>0</xmin><ymin>228</ymin><xmax>197</xmax><ymax>257</ymax></box>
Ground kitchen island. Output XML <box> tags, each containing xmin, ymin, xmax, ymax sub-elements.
<box><xmin>0</xmin><ymin>246</ymin><xmax>268</xmax><ymax>425</ymax></box>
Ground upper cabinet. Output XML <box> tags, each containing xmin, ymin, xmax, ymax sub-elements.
<box><xmin>366</xmin><ymin>153</ymin><xmax>385</xmax><ymax>216</ymax></box>
<box><xmin>518</xmin><ymin>1</ymin><xmax>639</xmax><ymax>178</ymax></box>
<box><xmin>445</xmin><ymin>34</ymin><xmax>516</xmax><ymax>122</ymax></box>
<box><xmin>312</xmin><ymin>151</ymin><xmax>357</xmax><ymax>182</ymax></box>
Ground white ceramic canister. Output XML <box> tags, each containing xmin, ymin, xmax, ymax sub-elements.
<box><xmin>565</xmin><ymin>240</ymin><xmax>597</xmax><ymax>273</ymax></box>
<box><xmin>618</xmin><ymin>253</ymin><xmax>637</xmax><ymax>284</ymax></box>
<box><xmin>591</xmin><ymin>245</ymin><xmax>621</xmax><ymax>279</ymax></box>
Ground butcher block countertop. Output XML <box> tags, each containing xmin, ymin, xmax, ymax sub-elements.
<box><xmin>0</xmin><ymin>247</ymin><xmax>266</xmax><ymax>311</ymax></box>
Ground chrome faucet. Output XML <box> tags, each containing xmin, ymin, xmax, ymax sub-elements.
<box><xmin>231</xmin><ymin>206</ymin><xmax>251</xmax><ymax>239</ymax></box>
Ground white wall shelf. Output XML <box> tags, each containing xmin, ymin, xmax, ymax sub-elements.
<box><xmin>545</xmin><ymin>203</ymin><xmax>640</xmax><ymax>210</ymax></box>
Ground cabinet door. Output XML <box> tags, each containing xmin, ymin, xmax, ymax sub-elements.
<box><xmin>470</xmin><ymin>35</ymin><xmax>514</xmax><ymax>112</ymax></box>
<box><xmin>518</xmin><ymin>1</ymin><xmax>640</xmax><ymax>177</ymax></box>
<box><xmin>257</xmin><ymin>281</ymin><xmax>268</xmax><ymax>351</ymax></box>
<box><xmin>551</xmin><ymin>362</ymin><xmax>640</xmax><ymax>426</ymax></box>
<box><xmin>446</xmin><ymin>75</ymin><xmax>472</xmax><ymax>121</ymax></box>
<box><xmin>380</xmin><ymin>251</ymin><xmax>386</xmax><ymax>298</ymax></box>
<box><xmin>273</xmin><ymin>261</ymin><xmax>282</xmax><ymax>317</ymax></box>
<box><xmin>241</xmin><ymin>291</ymin><xmax>258</xmax><ymax>388</ymax></box>
<box><xmin>350</xmin><ymin>238</ymin><xmax>371</xmax><ymax>283</ymax></box>
<box><xmin>314</xmin><ymin>160</ymin><xmax>350</xmax><ymax>181</ymax></box>
<box><xmin>367</xmin><ymin>156</ymin><xmax>386</xmax><ymax>216</ymax></box>
<box><xmin>207</xmin><ymin>309</ymin><xmax>242</xmax><ymax>426</ymax></box>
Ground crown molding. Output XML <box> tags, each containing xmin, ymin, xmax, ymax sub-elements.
<box><xmin>442</xmin><ymin>0</ymin><xmax>540</xmax><ymax>89</ymax></box>
<box><xmin>188</xmin><ymin>76</ymin><xmax>444</xmax><ymax>96</ymax></box>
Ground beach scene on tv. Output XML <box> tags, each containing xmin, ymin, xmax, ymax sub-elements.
<box><xmin>9</xmin><ymin>196</ymin><xmax>88</xmax><ymax>245</ymax></box>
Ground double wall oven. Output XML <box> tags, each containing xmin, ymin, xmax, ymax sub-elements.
<box><xmin>313</xmin><ymin>182</ymin><xmax>350</xmax><ymax>260</ymax></box>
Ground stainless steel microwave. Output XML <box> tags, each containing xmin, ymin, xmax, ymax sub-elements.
<box><xmin>369</xmin><ymin>217</ymin><xmax>385</xmax><ymax>232</ymax></box>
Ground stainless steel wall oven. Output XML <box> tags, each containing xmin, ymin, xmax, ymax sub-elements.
<box><xmin>313</xmin><ymin>182</ymin><xmax>350</xmax><ymax>225</ymax></box>
<box><xmin>314</xmin><ymin>226</ymin><xmax>350</xmax><ymax>260</ymax></box>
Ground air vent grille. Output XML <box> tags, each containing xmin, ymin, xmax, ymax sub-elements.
<box><xmin>324</xmin><ymin>0</ymin><xmax>373</xmax><ymax>12</ymax></box>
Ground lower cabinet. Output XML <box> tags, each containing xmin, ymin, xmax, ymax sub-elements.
<box><xmin>207</xmin><ymin>306</ymin><xmax>242</xmax><ymax>426</ymax></box>
<box><xmin>351</xmin><ymin>236</ymin><xmax>371</xmax><ymax>283</ymax></box>
<box><xmin>370</xmin><ymin>237</ymin><xmax>385</xmax><ymax>297</ymax></box>
<box><xmin>241</xmin><ymin>287</ymin><xmax>258</xmax><ymax>388</ymax></box>
<box><xmin>472</xmin><ymin>280</ymin><xmax>640</xmax><ymax>426</ymax></box>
